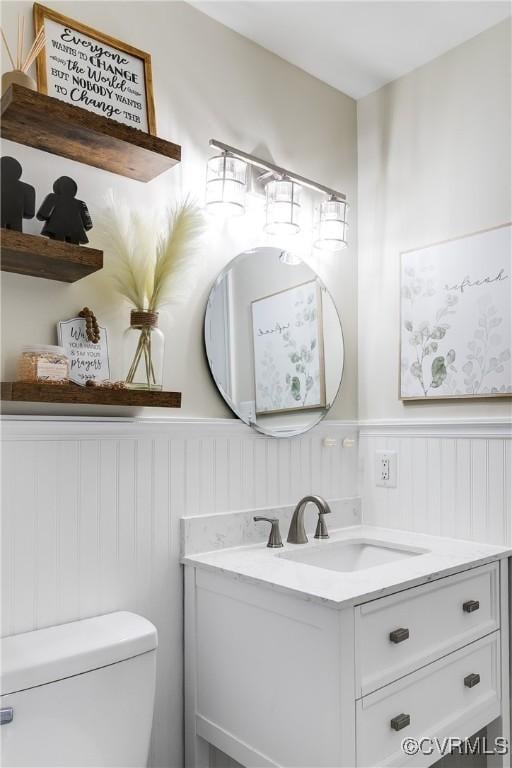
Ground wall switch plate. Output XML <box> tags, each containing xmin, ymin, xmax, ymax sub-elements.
<box><xmin>375</xmin><ymin>450</ymin><xmax>398</xmax><ymax>488</ymax></box>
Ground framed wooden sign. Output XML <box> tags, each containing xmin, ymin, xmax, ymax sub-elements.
<box><xmin>33</xmin><ymin>3</ymin><xmax>156</xmax><ymax>134</ymax></box>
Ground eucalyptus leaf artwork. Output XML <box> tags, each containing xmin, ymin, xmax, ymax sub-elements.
<box><xmin>400</xmin><ymin>224</ymin><xmax>511</xmax><ymax>400</ymax></box>
<box><xmin>251</xmin><ymin>280</ymin><xmax>326</xmax><ymax>415</ymax></box>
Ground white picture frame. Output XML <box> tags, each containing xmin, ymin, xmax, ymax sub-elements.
<box><xmin>251</xmin><ymin>279</ymin><xmax>326</xmax><ymax>415</ymax></box>
<box><xmin>400</xmin><ymin>223</ymin><xmax>512</xmax><ymax>400</ymax></box>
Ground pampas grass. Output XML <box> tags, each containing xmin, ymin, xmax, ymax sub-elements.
<box><xmin>94</xmin><ymin>191</ymin><xmax>204</xmax><ymax>312</ymax></box>
<box><xmin>149</xmin><ymin>200</ymin><xmax>205</xmax><ymax>311</ymax></box>
<box><xmin>92</xmin><ymin>192</ymin><xmax>205</xmax><ymax>389</ymax></box>
<box><xmin>93</xmin><ymin>191</ymin><xmax>155</xmax><ymax>310</ymax></box>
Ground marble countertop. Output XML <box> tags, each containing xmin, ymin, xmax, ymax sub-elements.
<box><xmin>182</xmin><ymin>525</ymin><xmax>512</xmax><ymax>608</ymax></box>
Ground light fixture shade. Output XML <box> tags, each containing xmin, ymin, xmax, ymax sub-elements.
<box><xmin>206</xmin><ymin>153</ymin><xmax>247</xmax><ymax>216</ymax></box>
<box><xmin>315</xmin><ymin>198</ymin><xmax>349</xmax><ymax>250</ymax></box>
<box><xmin>264</xmin><ymin>179</ymin><xmax>301</xmax><ymax>235</ymax></box>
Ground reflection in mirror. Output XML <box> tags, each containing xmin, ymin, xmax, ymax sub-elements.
<box><xmin>205</xmin><ymin>247</ymin><xmax>344</xmax><ymax>437</ymax></box>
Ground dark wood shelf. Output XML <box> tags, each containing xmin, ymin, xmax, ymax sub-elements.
<box><xmin>1</xmin><ymin>85</ymin><xmax>181</xmax><ymax>182</ymax></box>
<box><xmin>1</xmin><ymin>382</ymin><xmax>182</xmax><ymax>408</ymax></box>
<box><xmin>1</xmin><ymin>228</ymin><xmax>103</xmax><ymax>282</ymax></box>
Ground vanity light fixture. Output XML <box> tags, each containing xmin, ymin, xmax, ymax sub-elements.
<box><xmin>205</xmin><ymin>151</ymin><xmax>247</xmax><ymax>217</ymax></box>
<box><xmin>264</xmin><ymin>178</ymin><xmax>302</xmax><ymax>236</ymax></box>
<box><xmin>207</xmin><ymin>140</ymin><xmax>348</xmax><ymax>245</ymax></box>
<box><xmin>315</xmin><ymin>196</ymin><xmax>349</xmax><ymax>251</ymax></box>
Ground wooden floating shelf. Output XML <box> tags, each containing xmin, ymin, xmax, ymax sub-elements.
<box><xmin>1</xmin><ymin>85</ymin><xmax>181</xmax><ymax>182</ymax></box>
<box><xmin>1</xmin><ymin>382</ymin><xmax>182</xmax><ymax>408</ymax></box>
<box><xmin>1</xmin><ymin>228</ymin><xmax>103</xmax><ymax>282</ymax></box>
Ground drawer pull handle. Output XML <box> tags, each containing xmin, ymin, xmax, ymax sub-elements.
<box><xmin>389</xmin><ymin>628</ymin><xmax>409</xmax><ymax>644</ymax></box>
<box><xmin>463</xmin><ymin>600</ymin><xmax>480</xmax><ymax>613</ymax></box>
<box><xmin>464</xmin><ymin>673</ymin><xmax>481</xmax><ymax>688</ymax></box>
<box><xmin>391</xmin><ymin>713</ymin><xmax>410</xmax><ymax>731</ymax></box>
<box><xmin>0</xmin><ymin>708</ymin><xmax>13</xmax><ymax>725</ymax></box>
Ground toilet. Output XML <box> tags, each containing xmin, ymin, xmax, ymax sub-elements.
<box><xmin>0</xmin><ymin>612</ymin><xmax>158</xmax><ymax>768</ymax></box>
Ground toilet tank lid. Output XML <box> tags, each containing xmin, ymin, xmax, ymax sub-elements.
<box><xmin>0</xmin><ymin>612</ymin><xmax>157</xmax><ymax>695</ymax></box>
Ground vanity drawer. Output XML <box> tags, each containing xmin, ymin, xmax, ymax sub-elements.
<box><xmin>356</xmin><ymin>632</ymin><xmax>500</xmax><ymax>768</ymax></box>
<box><xmin>355</xmin><ymin>562</ymin><xmax>499</xmax><ymax>696</ymax></box>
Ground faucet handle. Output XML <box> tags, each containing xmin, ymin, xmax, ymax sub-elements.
<box><xmin>254</xmin><ymin>517</ymin><xmax>283</xmax><ymax>548</ymax></box>
<box><xmin>314</xmin><ymin>509</ymin><xmax>330</xmax><ymax>540</ymax></box>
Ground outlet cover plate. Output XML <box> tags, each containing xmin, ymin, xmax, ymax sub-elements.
<box><xmin>375</xmin><ymin>450</ymin><xmax>398</xmax><ymax>488</ymax></box>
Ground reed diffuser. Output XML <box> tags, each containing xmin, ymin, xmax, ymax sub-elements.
<box><xmin>1</xmin><ymin>16</ymin><xmax>45</xmax><ymax>95</ymax></box>
<box><xmin>93</xmin><ymin>195</ymin><xmax>204</xmax><ymax>391</ymax></box>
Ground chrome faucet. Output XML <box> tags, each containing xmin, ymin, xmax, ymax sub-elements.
<box><xmin>287</xmin><ymin>495</ymin><xmax>331</xmax><ymax>544</ymax></box>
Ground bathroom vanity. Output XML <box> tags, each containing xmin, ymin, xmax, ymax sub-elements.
<box><xmin>184</xmin><ymin>524</ymin><xmax>511</xmax><ymax>768</ymax></box>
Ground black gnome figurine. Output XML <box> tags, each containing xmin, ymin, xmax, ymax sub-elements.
<box><xmin>1</xmin><ymin>156</ymin><xmax>36</xmax><ymax>231</ymax></box>
<box><xmin>37</xmin><ymin>176</ymin><xmax>93</xmax><ymax>244</ymax></box>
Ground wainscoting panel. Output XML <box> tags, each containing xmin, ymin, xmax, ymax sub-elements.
<box><xmin>4</xmin><ymin>417</ymin><xmax>509</xmax><ymax>768</ymax></box>
<box><xmin>359</xmin><ymin>421</ymin><xmax>512</xmax><ymax>546</ymax></box>
<box><xmin>1</xmin><ymin>416</ymin><xmax>358</xmax><ymax>768</ymax></box>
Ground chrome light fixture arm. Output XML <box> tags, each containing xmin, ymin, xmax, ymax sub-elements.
<box><xmin>209</xmin><ymin>139</ymin><xmax>347</xmax><ymax>202</ymax></box>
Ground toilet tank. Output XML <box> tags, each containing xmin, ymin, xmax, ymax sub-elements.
<box><xmin>1</xmin><ymin>612</ymin><xmax>158</xmax><ymax>768</ymax></box>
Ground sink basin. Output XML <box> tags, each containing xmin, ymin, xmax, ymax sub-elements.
<box><xmin>278</xmin><ymin>538</ymin><xmax>428</xmax><ymax>573</ymax></box>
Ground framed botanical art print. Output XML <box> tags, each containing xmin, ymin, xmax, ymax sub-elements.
<box><xmin>400</xmin><ymin>223</ymin><xmax>511</xmax><ymax>400</ymax></box>
<box><xmin>34</xmin><ymin>3</ymin><xmax>156</xmax><ymax>133</ymax></box>
<box><xmin>251</xmin><ymin>279</ymin><xmax>326</xmax><ymax>415</ymax></box>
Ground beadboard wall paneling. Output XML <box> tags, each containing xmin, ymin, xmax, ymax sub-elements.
<box><xmin>359</xmin><ymin>421</ymin><xmax>512</xmax><ymax>545</ymax></box>
<box><xmin>0</xmin><ymin>417</ymin><xmax>358</xmax><ymax>768</ymax></box>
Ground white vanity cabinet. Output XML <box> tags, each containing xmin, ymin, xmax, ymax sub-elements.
<box><xmin>185</xmin><ymin>558</ymin><xmax>510</xmax><ymax>768</ymax></box>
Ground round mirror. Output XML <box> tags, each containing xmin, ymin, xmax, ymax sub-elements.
<box><xmin>205</xmin><ymin>247</ymin><xmax>344</xmax><ymax>437</ymax></box>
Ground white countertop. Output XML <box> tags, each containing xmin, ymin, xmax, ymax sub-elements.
<box><xmin>182</xmin><ymin>525</ymin><xmax>512</xmax><ymax>608</ymax></box>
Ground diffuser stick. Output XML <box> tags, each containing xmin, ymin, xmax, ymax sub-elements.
<box><xmin>1</xmin><ymin>28</ymin><xmax>15</xmax><ymax>69</ymax></box>
<box><xmin>19</xmin><ymin>16</ymin><xmax>24</xmax><ymax>70</ymax></box>
<box><xmin>16</xmin><ymin>15</ymin><xmax>21</xmax><ymax>69</ymax></box>
<box><xmin>22</xmin><ymin>28</ymin><xmax>45</xmax><ymax>72</ymax></box>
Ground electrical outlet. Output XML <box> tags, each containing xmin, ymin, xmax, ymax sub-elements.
<box><xmin>381</xmin><ymin>455</ymin><xmax>391</xmax><ymax>482</ymax></box>
<box><xmin>375</xmin><ymin>451</ymin><xmax>398</xmax><ymax>488</ymax></box>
